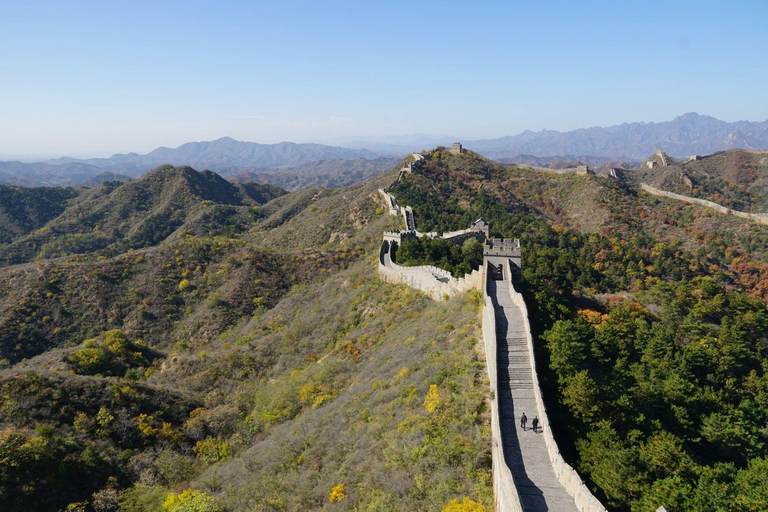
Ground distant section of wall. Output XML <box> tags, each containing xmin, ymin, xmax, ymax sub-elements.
<box><xmin>640</xmin><ymin>183</ymin><xmax>768</xmax><ymax>225</ymax></box>
<box><xmin>377</xmin><ymin>154</ymin><xmax>487</xmax><ymax>300</ymax></box>
<box><xmin>378</xmin><ymin>188</ymin><xmax>400</xmax><ymax>215</ymax></box>
<box><xmin>482</xmin><ymin>264</ymin><xmax>524</xmax><ymax>512</ymax></box>
<box><xmin>504</xmin><ymin>272</ymin><xmax>607</xmax><ymax>512</ymax></box>
<box><xmin>378</xmin><ymin>240</ymin><xmax>483</xmax><ymax>301</ymax></box>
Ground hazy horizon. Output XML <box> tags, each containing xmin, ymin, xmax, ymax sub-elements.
<box><xmin>1</xmin><ymin>0</ymin><xmax>767</xmax><ymax>157</ymax></box>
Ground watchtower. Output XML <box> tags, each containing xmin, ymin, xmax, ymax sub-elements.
<box><xmin>448</xmin><ymin>142</ymin><xmax>464</xmax><ymax>155</ymax></box>
<box><xmin>483</xmin><ymin>238</ymin><xmax>522</xmax><ymax>283</ymax></box>
<box><xmin>470</xmin><ymin>218</ymin><xmax>490</xmax><ymax>238</ymax></box>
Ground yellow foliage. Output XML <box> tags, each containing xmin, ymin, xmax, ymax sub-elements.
<box><xmin>442</xmin><ymin>497</ymin><xmax>486</xmax><ymax>512</ymax></box>
<box><xmin>329</xmin><ymin>484</ymin><xmax>346</xmax><ymax>503</ymax></box>
<box><xmin>136</xmin><ymin>414</ymin><xmax>158</xmax><ymax>441</ymax></box>
<box><xmin>178</xmin><ymin>279</ymin><xmax>191</xmax><ymax>291</ymax></box>
<box><xmin>577</xmin><ymin>309</ymin><xmax>608</xmax><ymax>326</ymax></box>
<box><xmin>424</xmin><ymin>384</ymin><xmax>441</xmax><ymax>413</ymax></box>
<box><xmin>159</xmin><ymin>422</ymin><xmax>183</xmax><ymax>444</ymax></box>
<box><xmin>298</xmin><ymin>384</ymin><xmax>319</xmax><ymax>404</ymax></box>
<box><xmin>312</xmin><ymin>394</ymin><xmax>334</xmax><ymax>408</ymax></box>
<box><xmin>162</xmin><ymin>490</ymin><xmax>220</xmax><ymax>511</ymax></box>
<box><xmin>194</xmin><ymin>436</ymin><xmax>232</xmax><ymax>464</ymax></box>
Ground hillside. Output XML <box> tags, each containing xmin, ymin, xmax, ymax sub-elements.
<box><xmin>0</xmin><ymin>159</ymin><xmax>499</xmax><ymax>511</ymax></box>
<box><xmin>0</xmin><ymin>166</ymin><xmax>285</xmax><ymax>266</ymax></box>
<box><xmin>0</xmin><ymin>185</ymin><xmax>79</xmax><ymax>244</ymax></box>
<box><xmin>224</xmin><ymin>156</ymin><xmax>399</xmax><ymax>191</ymax></box>
<box><xmin>3</xmin><ymin>147</ymin><xmax>768</xmax><ymax>510</ymax></box>
<box><xmin>79</xmin><ymin>172</ymin><xmax>132</xmax><ymax>188</ymax></box>
<box><xmin>386</xmin><ymin>147</ymin><xmax>768</xmax><ymax>511</ymax></box>
<box><xmin>631</xmin><ymin>149</ymin><xmax>768</xmax><ymax>212</ymax></box>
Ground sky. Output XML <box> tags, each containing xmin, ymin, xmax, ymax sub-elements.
<box><xmin>1</xmin><ymin>0</ymin><xmax>767</xmax><ymax>158</ymax></box>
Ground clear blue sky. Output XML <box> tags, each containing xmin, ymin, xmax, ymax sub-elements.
<box><xmin>1</xmin><ymin>0</ymin><xmax>767</xmax><ymax>156</ymax></box>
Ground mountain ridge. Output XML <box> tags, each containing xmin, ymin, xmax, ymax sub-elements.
<box><xmin>47</xmin><ymin>137</ymin><xmax>380</xmax><ymax>173</ymax></box>
<box><xmin>335</xmin><ymin>113</ymin><xmax>768</xmax><ymax>160</ymax></box>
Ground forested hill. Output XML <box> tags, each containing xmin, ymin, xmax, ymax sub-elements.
<box><xmin>389</xmin><ymin>147</ymin><xmax>768</xmax><ymax>511</ymax></box>
<box><xmin>0</xmin><ymin>159</ymin><xmax>495</xmax><ymax>511</ymax></box>
<box><xmin>630</xmin><ymin>149</ymin><xmax>768</xmax><ymax>212</ymax></box>
<box><xmin>3</xmin><ymin>146</ymin><xmax>768</xmax><ymax>511</ymax></box>
<box><xmin>0</xmin><ymin>165</ymin><xmax>285</xmax><ymax>266</ymax></box>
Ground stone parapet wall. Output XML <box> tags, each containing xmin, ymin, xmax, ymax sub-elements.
<box><xmin>505</xmin><ymin>272</ymin><xmax>607</xmax><ymax>512</ymax></box>
<box><xmin>378</xmin><ymin>188</ymin><xmax>401</xmax><ymax>216</ymax></box>
<box><xmin>640</xmin><ymin>184</ymin><xmax>768</xmax><ymax>226</ymax></box>
<box><xmin>378</xmin><ymin>241</ymin><xmax>483</xmax><ymax>301</ymax></box>
<box><xmin>483</xmin><ymin>265</ymin><xmax>524</xmax><ymax>512</ymax></box>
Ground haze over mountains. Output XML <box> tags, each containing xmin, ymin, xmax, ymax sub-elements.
<box><xmin>338</xmin><ymin>113</ymin><xmax>768</xmax><ymax>161</ymax></box>
<box><xmin>48</xmin><ymin>137</ymin><xmax>378</xmax><ymax>172</ymax></box>
<box><xmin>1</xmin><ymin>113</ymin><xmax>767</xmax><ymax>188</ymax></box>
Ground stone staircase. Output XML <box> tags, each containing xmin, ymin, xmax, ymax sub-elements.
<box><xmin>489</xmin><ymin>279</ymin><xmax>579</xmax><ymax>512</ymax></box>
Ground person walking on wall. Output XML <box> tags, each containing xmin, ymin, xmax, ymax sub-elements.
<box><xmin>520</xmin><ymin>412</ymin><xmax>527</xmax><ymax>430</ymax></box>
<box><xmin>532</xmin><ymin>416</ymin><xmax>539</xmax><ymax>433</ymax></box>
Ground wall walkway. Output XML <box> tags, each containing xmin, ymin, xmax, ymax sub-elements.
<box><xmin>485</xmin><ymin>263</ymin><xmax>606</xmax><ymax>511</ymax></box>
<box><xmin>378</xmin><ymin>153</ymin><xmax>606</xmax><ymax>511</ymax></box>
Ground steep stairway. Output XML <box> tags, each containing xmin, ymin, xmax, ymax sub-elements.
<box><xmin>488</xmin><ymin>279</ymin><xmax>578</xmax><ymax>512</ymax></box>
<box><xmin>403</xmin><ymin>207</ymin><xmax>416</xmax><ymax>231</ymax></box>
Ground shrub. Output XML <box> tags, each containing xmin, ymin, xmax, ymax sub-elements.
<box><xmin>442</xmin><ymin>497</ymin><xmax>486</xmax><ymax>512</ymax></box>
<box><xmin>424</xmin><ymin>384</ymin><xmax>441</xmax><ymax>413</ymax></box>
<box><xmin>193</xmin><ymin>436</ymin><xmax>231</xmax><ymax>464</ymax></box>
<box><xmin>162</xmin><ymin>490</ymin><xmax>220</xmax><ymax>512</ymax></box>
<box><xmin>329</xmin><ymin>484</ymin><xmax>346</xmax><ymax>503</ymax></box>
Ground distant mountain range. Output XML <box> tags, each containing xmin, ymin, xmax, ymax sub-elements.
<box><xmin>466</xmin><ymin>113</ymin><xmax>768</xmax><ymax>161</ymax></box>
<box><xmin>48</xmin><ymin>137</ymin><xmax>378</xmax><ymax>173</ymax></box>
<box><xmin>225</xmin><ymin>156</ymin><xmax>399</xmax><ymax>191</ymax></box>
<box><xmin>2</xmin><ymin>113</ymin><xmax>767</xmax><ymax>188</ymax></box>
<box><xmin>336</xmin><ymin>113</ymin><xmax>768</xmax><ymax>162</ymax></box>
<box><xmin>0</xmin><ymin>139</ymin><xmax>384</xmax><ymax>187</ymax></box>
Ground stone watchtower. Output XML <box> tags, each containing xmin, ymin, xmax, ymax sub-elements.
<box><xmin>469</xmin><ymin>218</ymin><xmax>490</xmax><ymax>238</ymax></box>
<box><xmin>483</xmin><ymin>238</ymin><xmax>522</xmax><ymax>283</ymax></box>
<box><xmin>448</xmin><ymin>142</ymin><xmax>464</xmax><ymax>155</ymax></box>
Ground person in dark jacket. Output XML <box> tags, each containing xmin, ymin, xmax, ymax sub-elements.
<box><xmin>521</xmin><ymin>413</ymin><xmax>527</xmax><ymax>430</ymax></box>
<box><xmin>532</xmin><ymin>416</ymin><xmax>539</xmax><ymax>433</ymax></box>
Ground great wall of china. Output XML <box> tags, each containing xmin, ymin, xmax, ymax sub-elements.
<box><xmin>378</xmin><ymin>154</ymin><xmax>606</xmax><ymax>512</ymax></box>
<box><xmin>640</xmin><ymin>183</ymin><xmax>768</xmax><ymax>226</ymax></box>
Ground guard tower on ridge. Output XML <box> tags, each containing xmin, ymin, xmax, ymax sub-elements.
<box><xmin>483</xmin><ymin>238</ymin><xmax>522</xmax><ymax>283</ymax></box>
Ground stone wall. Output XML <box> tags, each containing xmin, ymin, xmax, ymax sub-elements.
<box><xmin>482</xmin><ymin>263</ymin><xmax>524</xmax><ymax>512</ymax></box>
<box><xmin>640</xmin><ymin>183</ymin><xmax>768</xmax><ymax>226</ymax></box>
<box><xmin>378</xmin><ymin>188</ymin><xmax>400</xmax><ymax>216</ymax></box>
<box><xmin>378</xmin><ymin>241</ymin><xmax>483</xmax><ymax>301</ymax></box>
<box><xmin>503</xmin><ymin>270</ymin><xmax>607</xmax><ymax>512</ymax></box>
<box><xmin>377</xmin><ymin>155</ymin><xmax>487</xmax><ymax>300</ymax></box>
